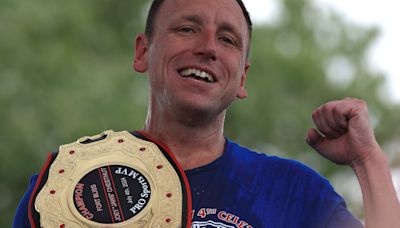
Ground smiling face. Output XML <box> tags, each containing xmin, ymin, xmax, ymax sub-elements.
<box><xmin>134</xmin><ymin>0</ymin><xmax>250</xmax><ymax>122</ymax></box>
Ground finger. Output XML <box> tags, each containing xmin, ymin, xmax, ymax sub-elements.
<box><xmin>321</xmin><ymin>104</ymin><xmax>348</xmax><ymax>136</ymax></box>
<box><xmin>339</xmin><ymin>97</ymin><xmax>367</xmax><ymax>121</ymax></box>
<box><xmin>332</xmin><ymin>105</ymin><xmax>348</xmax><ymax>133</ymax></box>
<box><xmin>305</xmin><ymin>128</ymin><xmax>325</xmax><ymax>152</ymax></box>
<box><xmin>312</xmin><ymin>106</ymin><xmax>342</xmax><ymax>138</ymax></box>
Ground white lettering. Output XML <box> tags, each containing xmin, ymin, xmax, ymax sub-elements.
<box><xmin>90</xmin><ymin>184</ymin><xmax>103</xmax><ymax>212</ymax></box>
<box><xmin>74</xmin><ymin>183</ymin><xmax>94</xmax><ymax>220</ymax></box>
<box><xmin>129</xmin><ymin>198</ymin><xmax>147</xmax><ymax>214</ymax></box>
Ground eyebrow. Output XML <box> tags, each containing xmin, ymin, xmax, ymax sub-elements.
<box><xmin>219</xmin><ymin>22</ymin><xmax>243</xmax><ymax>42</ymax></box>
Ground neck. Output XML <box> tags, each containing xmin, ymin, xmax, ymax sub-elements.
<box><xmin>142</xmin><ymin>108</ymin><xmax>226</xmax><ymax>170</ymax></box>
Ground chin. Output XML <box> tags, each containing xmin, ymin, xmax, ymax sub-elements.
<box><xmin>172</xmin><ymin>102</ymin><xmax>224</xmax><ymax>124</ymax></box>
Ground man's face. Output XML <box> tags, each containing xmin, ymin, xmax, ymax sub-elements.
<box><xmin>134</xmin><ymin>0</ymin><xmax>250</xmax><ymax>118</ymax></box>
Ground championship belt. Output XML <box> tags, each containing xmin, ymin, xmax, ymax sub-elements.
<box><xmin>28</xmin><ymin>130</ymin><xmax>192</xmax><ymax>227</ymax></box>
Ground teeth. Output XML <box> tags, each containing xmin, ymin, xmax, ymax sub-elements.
<box><xmin>179</xmin><ymin>68</ymin><xmax>214</xmax><ymax>82</ymax></box>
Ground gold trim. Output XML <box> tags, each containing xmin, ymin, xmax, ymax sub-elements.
<box><xmin>35</xmin><ymin>130</ymin><xmax>183</xmax><ymax>227</ymax></box>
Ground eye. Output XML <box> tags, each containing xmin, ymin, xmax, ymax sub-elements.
<box><xmin>177</xmin><ymin>26</ymin><xmax>196</xmax><ymax>33</ymax></box>
<box><xmin>219</xmin><ymin>36</ymin><xmax>236</xmax><ymax>46</ymax></box>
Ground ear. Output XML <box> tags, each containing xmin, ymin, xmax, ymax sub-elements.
<box><xmin>236</xmin><ymin>62</ymin><xmax>250</xmax><ymax>99</ymax></box>
<box><xmin>133</xmin><ymin>33</ymin><xmax>149</xmax><ymax>73</ymax></box>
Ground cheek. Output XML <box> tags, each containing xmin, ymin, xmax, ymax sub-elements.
<box><xmin>148</xmin><ymin>44</ymin><xmax>164</xmax><ymax>65</ymax></box>
<box><xmin>147</xmin><ymin>48</ymin><xmax>170</xmax><ymax>79</ymax></box>
<box><xmin>149</xmin><ymin>40</ymin><xmax>182</xmax><ymax>66</ymax></box>
<box><xmin>221</xmin><ymin>47</ymin><xmax>246</xmax><ymax>69</ymax></box>
<box><xmin>227</xmin><ymin>57</ymin><xmax>246</xmax><ymax>81</ymax></box>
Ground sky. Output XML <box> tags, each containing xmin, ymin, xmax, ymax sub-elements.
<box><xmin>242</xmin><ymin>0</ymin><xmax>400</xmax><ymax>103</ymax></box>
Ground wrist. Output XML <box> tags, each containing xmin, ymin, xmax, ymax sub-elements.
<box><xmin>350</xmin><ymin>146</ymin><xmax>389</xmax><ymax>174</ymax></box>
<box><xmin>349</xmin><ymin>146</ymin><xmax>394</xmax><ymax>200</ymax></box>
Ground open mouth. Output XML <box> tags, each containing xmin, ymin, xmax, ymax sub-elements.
<box><xmin>178</xmin><ymin>68</ymin><xmax>215</xmax><ymax>83</ymax></box>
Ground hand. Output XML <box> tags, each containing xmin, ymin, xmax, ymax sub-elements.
<box><xmin>306</xmin><ymin>98</ymin><xmax>381</xmax><ymax>167</ymax></box>
<box><xmin>307</xmin><ymin>98</ymin><xmax>400</xmax><ymax>228</ymax></box>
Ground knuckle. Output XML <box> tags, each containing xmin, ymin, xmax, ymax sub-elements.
<box><xmin>354</xmin><ymin>99</ymin><xmax>368</xmax><ymax>110</ymax></box>
<box><xmin>321</xmin><ymin>104</ymin><xmax>330</xmax><ymax>115</ymax></box>
<box><xmin>358</xmin><ymin>99</ymin><xmax>367</xmax><ymax>108</ymax></box>
<box><xmin>312</xmin><ymin>106</ymin><xmax>323</xmax><ymax>119</ymax></box>
<box><xmin>311</xmin><ymin>110</ymin><xmax>318</xmax><ymax>120</ymax></box>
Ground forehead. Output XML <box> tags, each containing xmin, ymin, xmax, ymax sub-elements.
<box><xmin>155</xmin><ymin>0</ymin><xmax>248</xmax><ymax>36</ymax></box>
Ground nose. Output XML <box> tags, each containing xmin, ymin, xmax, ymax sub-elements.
<box><xmin>193</xmin><ymin>31</ymin><xmax>217</xmax><ymax>61</ymax></box>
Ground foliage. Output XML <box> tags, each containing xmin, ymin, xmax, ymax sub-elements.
<box><xmin>225</xmin><ymin>0</ymin><xmax>400</xmax><ymax>218</ymax></box>
<box><xmin>227</xmin><ymin>0</ymin><xmax>400</xmax><ymax>176</ymax></box>
<box><xmin>0</xmin><ymin>0</ymin><xmax>149</xmax><ymax>225</ymax></box>
<box><xmin>1</xmin><ymin>0</ymin><xmax>399</xmax><ymax>226</ymax></box>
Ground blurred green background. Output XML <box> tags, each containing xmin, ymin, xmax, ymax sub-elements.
<box><xmin>1</xmin><ymin>0</ymin><xmax>399</xmax><ymax>226</ymax></box>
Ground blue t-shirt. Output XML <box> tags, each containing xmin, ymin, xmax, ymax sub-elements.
<box><xmin>186</xmin><ymin>139</ymin><xmax>363</xmax><ymax>228</ymax></box>
<box><xmin>13</xmin><ymin>139</ymin><xmax>363</xmax><ymax>227</ymax></box>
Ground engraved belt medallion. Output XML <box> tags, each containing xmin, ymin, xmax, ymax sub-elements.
<box><xmin>28</xmin><ymin>130</ymin><xmax>192</xmax><ymax>227</ymax></box>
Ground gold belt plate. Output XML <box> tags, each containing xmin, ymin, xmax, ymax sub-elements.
<box><xmin>34</xmin><ymin>130</ymin><xmax>185</xmax><ymax>227</ymax></box>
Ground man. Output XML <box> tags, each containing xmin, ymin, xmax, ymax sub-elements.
<box><xmin>14</xmin><ymin>0</ymin><xmax>400</xmax><ymax>227</ymax></box>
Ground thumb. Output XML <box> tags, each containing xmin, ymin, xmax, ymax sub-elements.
<box><xmin>306</xmin><ymin>128</ymin><xmax>325</xmax><ymax>152</ymax></box>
